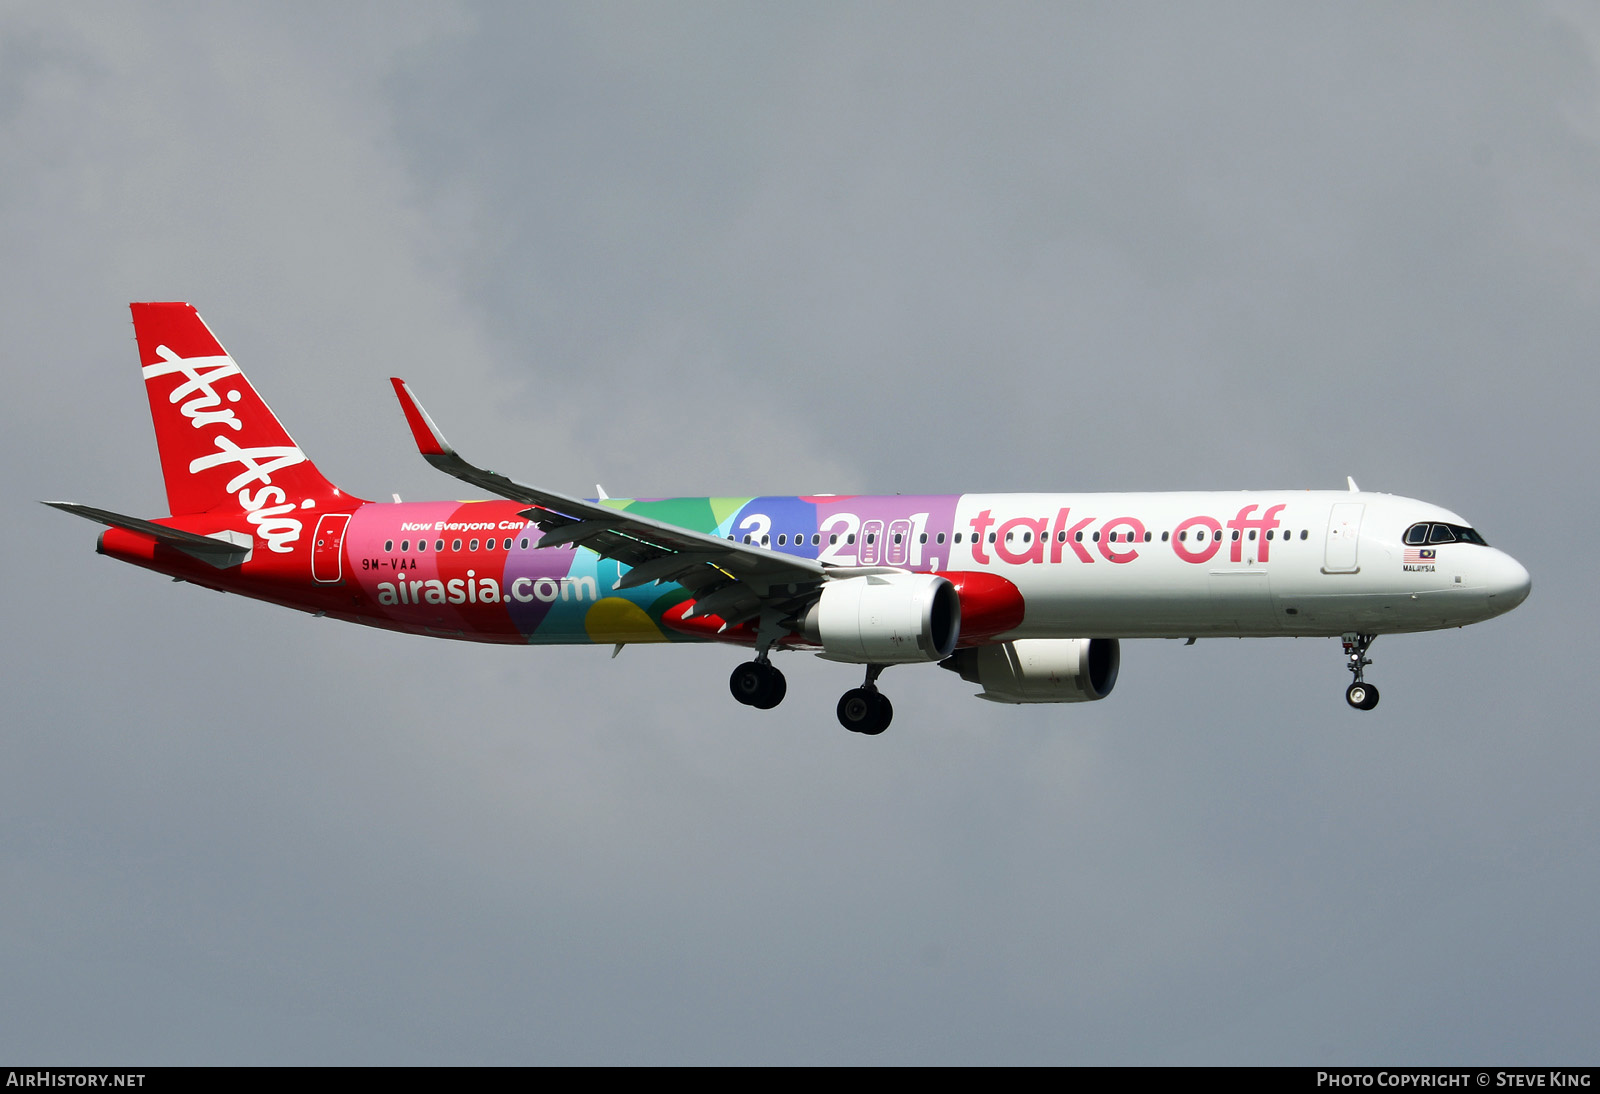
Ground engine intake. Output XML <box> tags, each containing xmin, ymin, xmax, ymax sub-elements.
<box><xmin>941</xmin><ymin>638</ymin><xmax>1120</xmax><ymax>704</ymax></box>
<box><xmin>802</xmin><ymin>573</ymin><xmax>960</xmax><ymax>664</ymax></box>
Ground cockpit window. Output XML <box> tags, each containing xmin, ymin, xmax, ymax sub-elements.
<box><xmin>1404</xmin><ymin>521</ymin><xmax>1489</xmax><ymax>548</ymax></box>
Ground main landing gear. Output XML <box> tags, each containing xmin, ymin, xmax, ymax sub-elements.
<box><xmin>1341</xmin><ymin>633</ymin><xmax>1380</xmax><ymax>711</ymax></box>
<box><xmin>836</xmin><ymin>665</ymin><xmax>892</xmax><ymax>736</ymax></box>
<box><xmin>730</xmin><ymin>657</ymin><xmax>786</xmax><ymax>710</ymax></box>
<box><xmin>731</xmin><ymin>611</ymin><xmax>790</xmax><ymax>711</ymax></box>
<box><xmin>728</xmin><ymin>657</ymin><xmax>896</xmax><ymax>735</ymax></box>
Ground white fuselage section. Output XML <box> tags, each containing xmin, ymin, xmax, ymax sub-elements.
<box><xmin>935</xmin><ymin>491</ymin><xmax>1528</xmax><ymax>639</ymax></box>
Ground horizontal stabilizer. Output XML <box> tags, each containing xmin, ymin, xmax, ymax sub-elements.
<box><xmin>43</xmin><ymin>501</ymin><xmax>252</xmax><ymax>568</ymax></box>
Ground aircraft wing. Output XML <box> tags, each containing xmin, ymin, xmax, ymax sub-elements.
<box><xmin>390</xmin><ymin>378</ymin><xmax>827</xmax><ymax>628</ymax></box>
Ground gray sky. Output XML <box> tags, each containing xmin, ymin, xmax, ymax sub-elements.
<box><xmin>2</xmin><ymin>1</ymin><xmax>1595</xmax><ymax>1064</ymax></box>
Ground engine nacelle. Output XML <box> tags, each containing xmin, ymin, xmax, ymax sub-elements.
<box><xmin>802</xmin><ymin>572</ymin><xmax>961</xmax><ymax>664</ymax></box>
<box><xmin>941</xmin><ymin>638</ymin><xmax>1120</xmax><ymax>704</ymax></box>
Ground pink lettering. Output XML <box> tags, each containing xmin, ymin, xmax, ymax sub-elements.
<box><xmin>968</xmin><ymin>509</ymin><xmax>996</xmax><ymax>565</ymax></box>
<box><xmin>1172</xmin><ymin>516</ymin><xmax>1223</xmax><ymax>564</ymax></box>
<box><xmin>1098</xmin><ymin>517</ymin><xmax>1146</xmax><ymax>564</ymax></box>
<box><xmin>994</xmin><ymin>517</ymin><xmax>1047</xmax><ymax>565</ymax></box>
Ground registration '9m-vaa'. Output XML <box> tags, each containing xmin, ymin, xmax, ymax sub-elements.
<box><xmin>48</xmin><ymin>304</ymin><xmax>1531</xmax><ymax>735</ymax></box>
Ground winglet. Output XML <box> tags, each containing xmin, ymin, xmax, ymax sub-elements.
<box><xmin>1347</xmin><ymin>476</ymin><xmax>1360</xmax><ymax>493</ymax></box>
<box><xmin>390</xmin><ymin>378</ymin><xmax>453</xmax><ymax>459</ymax></box>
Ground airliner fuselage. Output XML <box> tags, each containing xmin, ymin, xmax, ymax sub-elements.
<box><xmin>103</xmin><ymin>491</ymin><xmax>1524</xmax><ymax>641</ymax></box>
<box><xmin>51</xmin><ymin>304</ymin><xmax>1531</xmax><ymax>734</ymax></box>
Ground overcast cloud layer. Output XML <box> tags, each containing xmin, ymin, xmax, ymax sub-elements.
<box><xmin>1</xmin><ymin>2</ymin><xmax>1595</xmax><ymax>1064</ymax></box>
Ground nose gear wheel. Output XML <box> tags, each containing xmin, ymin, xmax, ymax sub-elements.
<box><xmin>1341</xmin><ymin>634</ymin><xmax>1379</xmax><ymax>711</ymax></box>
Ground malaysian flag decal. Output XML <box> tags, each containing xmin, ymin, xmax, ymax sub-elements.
<box><xmin>1404</xmin><ymin>548</ymin><xmax>1437</xmax><ymax>563</ymax></box>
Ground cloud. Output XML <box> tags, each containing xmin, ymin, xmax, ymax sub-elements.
<box><xmin>2</xmin><ymin>1</ymin><xmax>1595</xmax><ymax>1063</ymax></box>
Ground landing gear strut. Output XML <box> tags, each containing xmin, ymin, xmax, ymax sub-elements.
<box><xmin>730</xmin><ymin>656</ymin><xmax>786</xmax><ymax>710</ymax></box>
<box><xmin>1341</xmin><ymin>633</ymin><xmax>1379</xmax><ymax>711</ymax></box>
<box><xmin>837</xmin><ymin>664</ymin><xmax>892</xmax><ymax>735</ymax></box>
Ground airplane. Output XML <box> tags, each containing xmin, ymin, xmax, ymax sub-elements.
<box><xmin>46</xmin><ymin>303</ymin><xmax>1532</xmax><ymax>735</ymax></box>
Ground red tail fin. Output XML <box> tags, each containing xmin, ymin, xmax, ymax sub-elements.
<box><xmin>131</xmin><ymin>303</ymin><xmax>357</xmax><ymax>535</ymax></box>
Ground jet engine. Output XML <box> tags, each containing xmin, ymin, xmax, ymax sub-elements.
<box><xmin>801</xmin><ymin>572</ymin><xmax>961</xmax><ymax>664</ymax></box>
<box><xmin>941</xmin><ymin>638</ymin><xmax>1120</xmax><ymax>703</ymax></box>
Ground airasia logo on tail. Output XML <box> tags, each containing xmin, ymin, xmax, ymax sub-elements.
<box><xmin>142</xmin><ymin>344</ymin><xmax>311</xmax><ymax>553</ymax></box>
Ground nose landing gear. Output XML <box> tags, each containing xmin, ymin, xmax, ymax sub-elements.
<box><xmin>1341</xmin><ymin>633</ymin><xmax>1380</xmax><ymax>710</ymax></box>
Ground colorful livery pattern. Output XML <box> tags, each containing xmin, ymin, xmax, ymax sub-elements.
<box><xmin>48</xmin><ymin>304</ymin><xmax>1532</xmax><ymax>733</ymax></box>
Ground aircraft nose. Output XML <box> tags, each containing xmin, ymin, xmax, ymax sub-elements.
<box><xmin>1486</xmin><ymin>551</ymin><xmax>1531</xmax><ymax>613</ymax></box>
